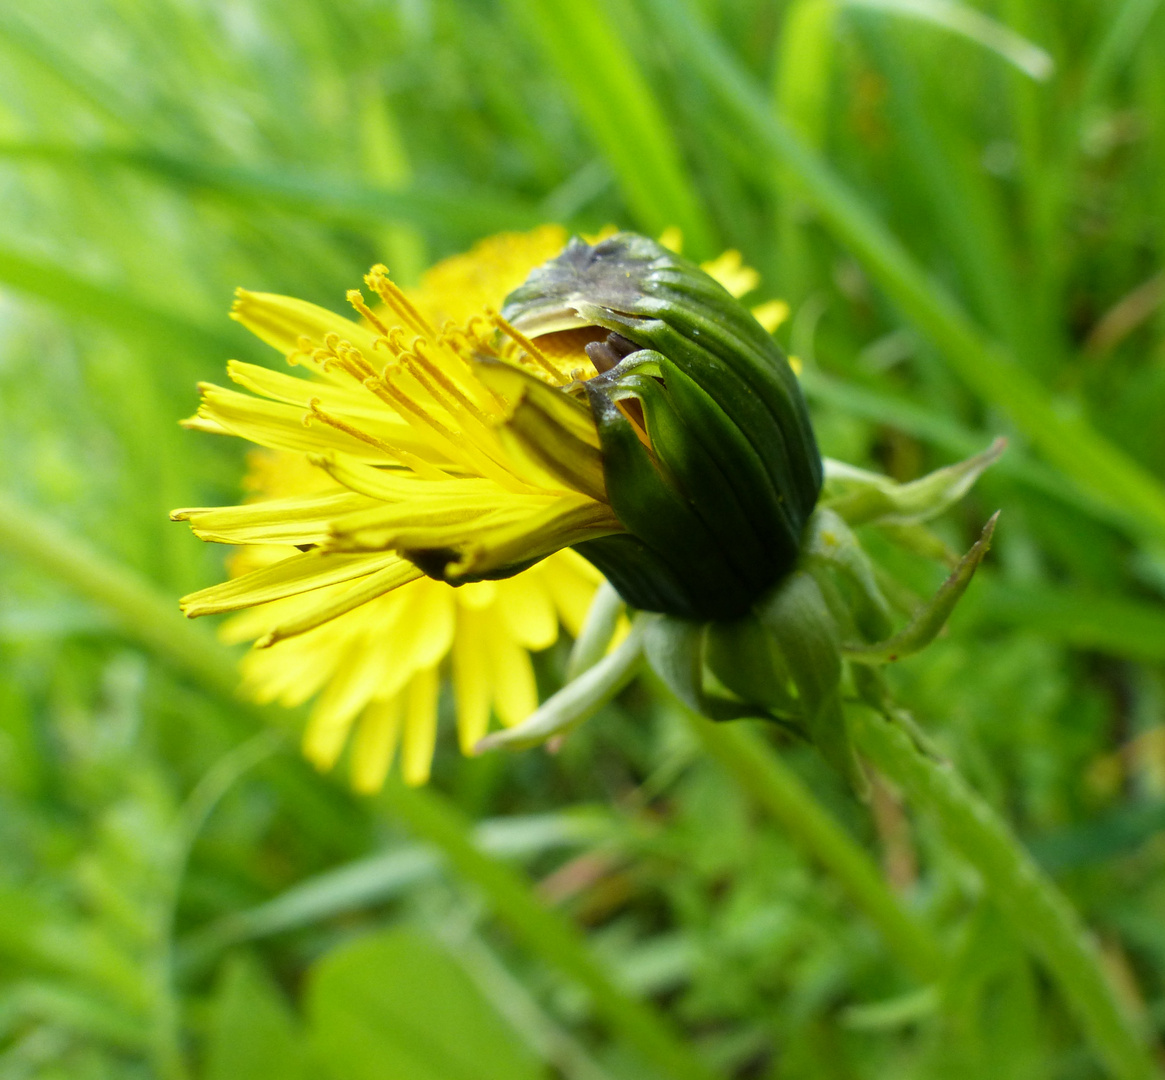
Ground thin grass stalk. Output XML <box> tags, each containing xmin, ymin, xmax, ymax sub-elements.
<box><xmin>848</xmin><ymin>705</ymin><xmax>1162</xmax><ymax>1080</ymax></box>
<box><xmin>688</xmin><ymin>714</ymin><xmax>944</xmax><ymax>984</ymax></box>
<box><xmin>504</xmin><ymin>0</ymin><xmax>715</xmax><ymax>254</ymax></box>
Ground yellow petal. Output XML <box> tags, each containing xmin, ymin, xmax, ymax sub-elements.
<box><xmin>350</xmin><ymin>696</ymin><xmax>403</xmax><ymax>793</ymax></box>
<box><xmin>476</xmin><ymin>361</ymin><xmax>601</xmax><ymax>449</ymax></box>
<box><xmin>495</xmin><ymin>573</ymin><xmax>559</xmax><ymax>651</ymax></box>
<box><xmin>311</xmin><ymin>454</ymin><xmax>495</xmax><ymax>504</ymax></box>
<box><xmin>242</xmin><ymin>451</ymin><xmax>337</xmax><ymax>500</ymax></box>
<box><xmin>256</xmin><ymin>558</ymin><xmax>423</xmax><ymax>647</ymax></box>
<box><xmin>232</xmin><ymin>289</ymin><xmax>382</xmax><ymax>366</ymax></box>
<box><xmin>452</xmin><ymin>608</ymin><xmax>491</xmax><ymax>753</ymax></box>
<box><xmin>226</xmin><ymin>361</ymin><xmax>445</xmax><ymax>459</ymax></box>
<box><xmin>326</xmin><ymin>488</ymin><xmax>563</xmax><ymax>555</ymax></box>
<box><xmin>442</xmin><ymin>497</ymin><xmax>620</xmax><ymax>580</ymax></box>
<box><xmin>540</xmin><ymin>550</ymin><xmax>604</xmax><ymax>638</ymax></box>
<box><xmin>302</xmin><ymin>634</ymin><xmax>381</xmax><ymax>769</ymax></box>
<box><xmin>751</xmin><ymin>299</ymin><xmax>790</xmax><ymax>334</ymax></box>
<box><xmin>700</xmin><ymin>249</ymin><xmax>759</xmax><ymax>298</ymax></box>
<box><xmin>410</xmin><ymin>225</ymin><xmax>569</xmax><ymax>325</ymax></box>
<box><xmin>179</xmin><ymin>550</ymin><xmax>399</xmax><ymax>617</ymax></box>
<box><xmin>239</xmin><ymin>622</ymin><xmax>344</xmax><ymax>704</ymax></box>
<box><xmin>316</xmin><ymin>637</ymin><xmax>387</xmax><ymax>733</ymax></box>
<box><xmin>407</xmin><ymin>583</ymin><xmax>456</xmax><ymax>669</ymax></box>
<box><xmin>487</xmin><ymin>629</ymin><xmax>539</xmax><ymax>728</ymax></box>
<box><xmin>172</xmin><ymin>490</ymin><xmax>376</xmax><ymax>546</ymax></box>
<box><xmin>454</xmin><ymin>580</ymin><xmax>498</xmax><ymax>611</ymax></box>
<box><xmin>401</xmin><ymin>667</ymin><xmax>440</xmax><ymax>786</ymax></box>
<box><xmin>189</xmin><ymin>383</ymin><xmax>399</xmax><ymax>463</ymax></box>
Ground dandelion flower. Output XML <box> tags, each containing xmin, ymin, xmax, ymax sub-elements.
<box><xmin>173</xmin><ymin>227</ymin><xmax>807</xmax><ymax>785</ymax></box>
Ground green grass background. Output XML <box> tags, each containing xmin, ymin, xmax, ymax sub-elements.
<box><xmin>1</xmin><ymin>0</ymin><xmax>1165</xmax><ymax>1077</ymax></box>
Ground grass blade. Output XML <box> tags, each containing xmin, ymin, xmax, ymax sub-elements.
<box><xmin>844</xmin><ymin>0</ymin><xmax>1054</xmax><ymax>80</ymax></box>
<box><xmin>0</xmin><ymin>243</ymin><xmax>243</xmax><ymax>357</ymax></box>
<box><xmin>0</xmin><ymin>142</ymin><xmax>542</xmax><ymax>238</ymax></box>
<box><xmin>503</xmin><ymin>0</ymin><xmax>715</xmax><ymax>254</ymax></box>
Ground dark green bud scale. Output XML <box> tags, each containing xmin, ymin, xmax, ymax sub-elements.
<box><xmin>503</xmin><ymin>232</ymin><xmax>823</xmax><ymax>620</ymax></box>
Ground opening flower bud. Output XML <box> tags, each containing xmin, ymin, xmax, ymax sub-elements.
<box><xmin>503</xmin><ymin>232</ymin><xmax>823</xmax><ymax>619</ymax></box>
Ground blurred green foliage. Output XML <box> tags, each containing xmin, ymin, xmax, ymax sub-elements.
<box><xmin>1</xmin><ymin>0</ymin><xmax>1165</xmax><ymax>1077</ymax></box>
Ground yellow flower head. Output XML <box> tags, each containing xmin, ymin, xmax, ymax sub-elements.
<box><xmin>173</xmin><ymin>227</ymin><xmax>794</xmax><ymax>786</ymax></box>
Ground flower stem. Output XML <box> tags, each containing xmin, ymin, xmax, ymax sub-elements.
<box><xmin>847</xmin><ymin>705</ymin><xmax>1162</xmax><ymax>1080</ymax></box>
<box><xmin>688</xmin><ymin>715</ymin><xmax>944</xmax><ymax>984</ymax></box>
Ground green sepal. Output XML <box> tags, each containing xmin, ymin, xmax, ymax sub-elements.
<box><xmin>754</xmin><ymin>570</ymin><xmax>860</xmax><ymax>785</ymax></box>
<box><xmin>845</xmin><ymin>512</ymin><xmax>999</xmax><ymax>664</ymax></box>
<box><xmin>704</xmin><ymin>617</ymin><xmax>800</xmax><ymax>719</ymax></box>
<box><xmin>577</xmin><ymin>304</ymin><xmax>817</xmax><ymax>534</ymax></box>
<box><xmin>636</xmin><ymin>298</ymin><xmax>821</xmax><ymax>500</ymax></box>
<box><xmin>476</xmin><ymin>616</ymin><xmax>646</xmax><ymax>752</ymax></box>
<box><xmin>581</xmin><ymin>380</ymin><xmax>756</xmax><ymax>618</ymax></box>
<box><xmin>641</xmin><ymin>615</ymin><xmax>755</xmax><ymax>722</ymax></box>
<box><xmin>596</xmin><ymin>359</ymin><xmax>777</xmax><ymax>596</ymax></box>
<box><xmin>802</xmin><ymin>508</ymin><xmax>894</xmax><ymax>642</ymax></box>
<box><xmin>822</xmin><ymin>439</ymin><xmax>1005</xmax><ymax>527</ymax></box>
<box><xmin>566</xmin><ymin>580</ymin><xmax>624</xmax><ymax>680</ymax></box>
<box><xmin>651</xmin><ymin>354</ymin><xmax>798</xmax><ymax>557</ymax></box>
<box><xmin>573</xmin><ymin>532</ymin><xmax>700</xmax><ymax>618</ymax></box>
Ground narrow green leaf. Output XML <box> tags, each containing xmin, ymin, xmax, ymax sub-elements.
<box><xmin>958</xmin><ymin>579</ymin><xmax>1165</xmax><ymax>662</ymax></box>
<box><xmin>0</xmin><ymin>244</ymin><xmax>242</xmax><ymax>357</ymax></box>
<box><xmin>0</xmin><ymin>142</ymin><xmax>542</xmax><ymax>237</ymax></box>
<box><xmin>844</xmin><ymin>0</ymin><xmax>1054</xmax><ymax>80</ymax></box>
<box><xmin>846</xmin><ymin>512</ymin><xmax>998</xmax><ymax>663</ymax></box>
<box><xmin>502</xmin><ymin>0</ymin><xmax>714</xmax><ymax>253</ymax></box>
<box><xmin>1079</xmin><ymin>0</ymin><xmax>1163</xmax><ymax>107</ymax></box>
<box><xmin>0</xmin><ymin>981</ymin><xmax>149</xmax><ymax>1051</ymax></box>
<box><xmin>0</xmin><ymin>10</ymin><xmax>141</xmax><ymax>128</ymax></box>
<box><xmin>186</xmin><ymin>813</ymin><xmax>607</xmax><ymax>950</ymax></box>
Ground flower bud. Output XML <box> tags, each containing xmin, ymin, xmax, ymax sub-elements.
<box><xmin>503</xmin><ymin>233</ymin><xmax>822</xmax><ymax>619</ymax></box>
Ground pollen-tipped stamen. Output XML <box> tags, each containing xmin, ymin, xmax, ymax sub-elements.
<box><xmin>488</xmin><ymin>310</ymin><xmax>567</xmax><ymax>384</ymax></box>
<box><xmin>365</xmin><ymin>265</ymin><xmax>436</xmax><ymax>340</ymax></box>
<box><xmin>346</xmin><ymin>289</ymin><xmax>393</xmax><ymax>338</ymax></box>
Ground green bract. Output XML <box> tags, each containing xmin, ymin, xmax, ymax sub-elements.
<box><xmin>503</xmin><ymin>232</ymin><xmax>822</xmax><ymax>620</ymax></box>
<box><xmin>488</xmin><ymin>233</ymin><xmax>1001</xmax><ymax>785</ymax></box>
